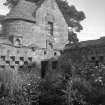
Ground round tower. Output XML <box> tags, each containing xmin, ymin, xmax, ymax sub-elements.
<box><xmin>2</xmin><ymin>0</ymin><xmax>37</xmax><ymax>46</ymax></box>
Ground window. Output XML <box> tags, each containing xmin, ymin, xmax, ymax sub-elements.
<box><xmin>46</xmin><ymin>40</ymin><xmax>53</xmax><ymax>49</ymax></box>
<box><xmin>32</xmin><ymin>63</ymin><xmax>36</xmax><ymax>68</ymax></box>
<box><xmin>19</xmin><ymin>66</ymin><xmax>23</xmax><ymax>69</ymax></box>
<box><xmin>10</xmin><ymin>66</ymin><xmax>14</xmax><ymax>69</ymax></box>
<box><xmin>15</xmin><ymin>39</ymin><xmax>21</xmax><ymax>46</ymax></box>
<box><xmin>15</xmin><ymin>61</ymin><xmax>19</xmax><ymax>64</ymax></box>
<box><xmin>52</xmin><ymin>61</ymin><xmax>58</xmax><ymax>69</ymax></box>
<box><xmin>91</xmin><ymin>56</ymin><xmax>95</xmax><ymax>61</ymax></box>
<box><xmin>6</xmin><ymin>61</ymin><xmax>10</xmax><ymax>64</ymax></box>
<box><xmin>44</xmin><ymin>51</ymin><xmax>47</xmax><ymax>55</ymax></box>
<box><xmin>10</xmin><ymin>56</ymin><xmax>15</xmax><ymax>61</ymax></box>
<box><xmin>1</xmin><ymin>65</ymin><xmax>5</xmax><ymax>69</ymax></box>
<box><xmin>31</xmin><ymin>47</ymin><xmax>37</xmax><ymax>51</ymax></box>
<box><xmin>96</xmin><ymin>61</ymin><xmax>99</xmax><ymax>66</ymax></box>
<box><xmin>100</xmin><ymin>56</ymin><xmax>104</xmax><ymax>61</ymax></box>
<box><xmin>1</xmin><ymin>56</ymin><xmax>5</xmax><ymax>61</ymax></box>
<box><xmin>20</xmin><ymin>57</ymin><xmax>24</xmax><ymax>61</ymax></box>
<box><xmin>28</xmin><ymin>57</ymin><xmax>32</xmax><ymax>61</ymax></box>
<box><xmin>24</xmin><ymin>61</ymin><xmax>28</xmax><ymax>65</ymax></box>
<box><xmin>54</xmin><ymin>52</ymin><xmax>57</xmax><ymax>56</ymax></box>
<box><xmin>28</xmin><ymin>65</ymin><xmax>32</xmax><ymax>69</ymax></box>
<box><xmin>48</xmin><ymin>22</ymin><xmax>53</xmax><ymax>36</ymax></box>
<box><xmin>49</xmin><ymin>42</ymin><xmax>53</xmax><ymax>49</ymax></box>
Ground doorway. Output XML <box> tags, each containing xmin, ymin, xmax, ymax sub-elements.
<box><xmin>41</xmin><ymin>61</ymin><xmax>48</xmax><ymax>78</ymax></box>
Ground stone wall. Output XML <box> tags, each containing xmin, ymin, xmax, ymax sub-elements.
<box><xmin>0</xmin><ymin>44</ymin><xmax>60</xmax><ymax>70</ymax></box>
<box><xmin>63</xmin><ymin>44</ymin><xmax>105</xmax><ymax>68</ymax></box>
<box><xmin>35</xmin><ymin>0</ymin><xmax>68</xmax><ymax>49</ymax></box>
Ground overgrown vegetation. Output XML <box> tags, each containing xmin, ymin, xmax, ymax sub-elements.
<box><xmin>0</xmin><ymin>63</ymin><xmax>41</xmax><ymax>105</ymax></box>
<box><xmin>58</xmin><ymin>50</ymin><xmax>105</xmax><ymax>105</ymax></box>
<box><xmin>0</xmin><ymin>53</ymin><xmax>105</xmax><ymax>105</ymax></box>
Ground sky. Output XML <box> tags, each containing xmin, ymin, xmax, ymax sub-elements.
<box><xmin>0</xmin><ymin>0</ymin><xmax>105</xmax><ymax>41</ymax></box>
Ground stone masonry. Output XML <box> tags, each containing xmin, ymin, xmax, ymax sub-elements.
<box><xmin>0</xmin><ymin>0</ymin><xmax>68</xmax><ymax>70</ymax></box>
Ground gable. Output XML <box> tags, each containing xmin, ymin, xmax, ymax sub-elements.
<box><xmin>35</xmin><ymin>0</ymin><xmax>68</xmax><ymax>49</ymax></box>
<box><xmin>36</xmin><ymin>0</ymin><xmax>67</xmax><ymax>27</ymax></box>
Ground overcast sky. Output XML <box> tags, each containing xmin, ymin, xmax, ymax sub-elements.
<box><xmin>0</xmin><ymin>0</ymin><xmax>105</xmax><ymax>41</ymax></box>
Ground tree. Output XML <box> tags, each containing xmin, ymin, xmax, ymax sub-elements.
<box><xmin>56</xmin><ymin>0</ymin><xmax>86</xmax><ymax>43</ymax></box>
<box><xmin>4</xmin><ymin>0</ymin><xmax>19</xmax><ymax>8</ymax></box>
<box><xmin>56</xmin><ymin>0</ymin><xmax>86</xmax><ymax>32</ymax></box>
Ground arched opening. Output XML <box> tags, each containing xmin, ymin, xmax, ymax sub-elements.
<box><xmin>15</xmin><ymin>39</ymin><xmax>21</xmax><ymax>46</ymax></box>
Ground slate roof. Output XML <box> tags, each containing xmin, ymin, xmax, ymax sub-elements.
<box><xmin>65</xmin><ymin>37</ymin><xmax>105</xmax><ymax>50</ymax></box>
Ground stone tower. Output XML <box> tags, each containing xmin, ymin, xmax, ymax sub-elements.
<box><xmin>2</xmin><ymin>0</ymin><xmax>38</xmax><ymax>46</ymax></box>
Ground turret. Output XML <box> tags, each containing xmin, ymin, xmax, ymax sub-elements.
<box><xmin>1</xmin><ymin>0</ymin><xmax>38</xmax><ymax>46</ymax></box>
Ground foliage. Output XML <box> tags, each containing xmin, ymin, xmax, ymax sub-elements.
<box><xmin>56</xmin><ymin>0</ymin><xmax>86</xmax><ymax>32</ymax></box>
<box><xmin>68</xmin><ymin>31</ymin><xmax>79</xmax><ymax>44</ymax></box>
<box><xmin>39</xmin><ymin>73</ymin><xmax>67</xmax><ymax>105</ymax></box>
<box><xmin>58</xmin><ymin>50</ymin><xmax>105</xmax><ymax>105</ymax></box>
<box><xmin>0</xmin><ymin>69</ymin><xmax>24</xmax><ymax>105</ymax></box>
<box><xmin>0</xmin><ymin>63</ymin><xmax>41</xmax><ymax>105</ymax></box>
<box><xmin>0</xmin><ymin>69</ymin><xmax>23</xmax><ymax>96</ymax></box>
<box><xmin>71</xmin><ymin>64</ymin><xmax>105</xmax><ymax>105</ymax></box>
<box><xmin>56</xmin><ymin>0</ymin><xmax>85</xmax><ymax>44</ymax></box>
<box><xmin>4</xmin><ymin>0</ymin><xmax>19</xmax><ymax>8</ymax></box>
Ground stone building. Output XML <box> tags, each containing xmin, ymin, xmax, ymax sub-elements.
<box><xmin>0</xmin><ymin>0</ymin><xmax>68</xmax><ymax>72</ymax></box>
<box><xmin>64</xmin><ymin>37</ymin><xmax>105</xmax><ymax>67</ymax></box>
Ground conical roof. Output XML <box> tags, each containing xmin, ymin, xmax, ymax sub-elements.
<box><xmin>4</xmin><ymin>0</ymin><xmax>37</xmax><ymax>22</ymax></box>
